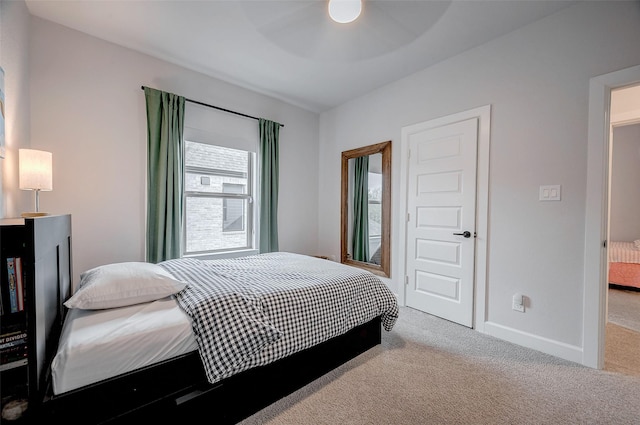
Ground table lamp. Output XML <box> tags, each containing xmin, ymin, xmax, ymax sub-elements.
<box><xmin>19</xmin><ymin>149</ymin><xmax>52</xmax><ymax>217</ymax></box>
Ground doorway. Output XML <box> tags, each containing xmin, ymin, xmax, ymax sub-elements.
<box><xmin>604</xmin><ymin>84</ymin><xmax>640</xmax><ymax>375</ymax></box>
<box><xmin>584</xmin><ymin>64</ymin><xmax>640</xmax><ymax>369</ymax></box>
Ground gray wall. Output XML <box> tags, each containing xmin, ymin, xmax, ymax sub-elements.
<box><xmin>27</xmin><ymin>16</ymin><xmax>320</xmax><ymax>287</ymax></box>
<box><xmin>610</xmin><ymin>123</ymin><xmax>640</xmax><ymax>242</ymax></box>
<box><xmin>0</xmin><ymin>0</ymin><xmax>33</xmax><ymax>218</ymax></box>
<box><xmin>5</xmin><ymin>0</ymin><xmax>640</xmax><ymax>366</ymax></box>
<box><xmin>317</xmin><ymin>1</ymin><xmax>640</xmax><ymax>361</ymax></box>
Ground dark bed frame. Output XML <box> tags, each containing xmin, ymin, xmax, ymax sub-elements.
<box><xmin>39</xmin><ymin>318</ymin><xmax>381</xmax><ymax>424</ymax></box>
<box><xmin>29</xmin><ymin>223</ymin><xmax>383</xmax><ymax>424</ymax></box>
<box><xmin>609</xmin><ymin>283</ymin><xmax>640</xmax><ymax>292</ymax></box>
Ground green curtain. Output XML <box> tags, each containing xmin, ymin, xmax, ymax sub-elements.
<box><xmin>143</xmin><ymin>87</ymin><xmax>185</xmax><ymax>263</ymax></box>
<box><xmin>259</xmin><ymin>118</ymin><xmax>281</xmax><ymax>253</ymax></box>
<box><xmin>352</xmin><ymin>156</ymin><xmax>369</xmax><ymax>262</ymax></box>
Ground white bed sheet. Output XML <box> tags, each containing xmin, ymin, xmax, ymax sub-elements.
<box><xmin>51</xmin><ymin>296</ymin><xmax>198</xmax><ymax>395</ymax></box>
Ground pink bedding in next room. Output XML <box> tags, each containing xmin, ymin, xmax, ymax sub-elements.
<box><xmin>608</xmin><ymin>241</ymin><xmax>640</xmax><ymax>289</ymax></box>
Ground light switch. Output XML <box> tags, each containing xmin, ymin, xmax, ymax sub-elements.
<box><xmin>539</xmin><ymin>185</ymin><xmax>561</xmax><ymax>201</ymax></box>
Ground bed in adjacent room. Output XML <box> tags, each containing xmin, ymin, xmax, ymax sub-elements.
<box><xmin>39</xmin><ymin>252</ymin><xmax>398</xmax><ymax>424</ymax></box>
<box><xmin>608</xmin><ymin>240</ymin><xmax>640</xmax><ymax>290</ymax></box>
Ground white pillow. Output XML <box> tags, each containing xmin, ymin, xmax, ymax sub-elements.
<box><xmin>634</xmin><ymin>239</ymin><xmax>640</xmax><ymax>250</ymax></box>
<box><xmin>64</xmin><ymin>262</ymin><xmax>188</xmax><ymax>310</ymax></box>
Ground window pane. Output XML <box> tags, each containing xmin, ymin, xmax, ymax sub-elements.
<box><xmin>368</xmin><ymin>172</ymin><xmax>382</xmax><ymax>202</ymax></box>
<box><xmin>185</xmin><ymin>141</ymin><xmax>248</xmax><ymax>172</ymax></box>
<box><xmin>185</xmin><ymin>196</ymin><xmax>248</xmax><ymax>253</ymax></box>
<box><xmin>368</xmin><ymin>172</ymin><xmax>382</xmax><ymax>238</ymax></box>
<box><xmin>184</xmin><ymin>140</ymin><xmax>254</xmax><ymax>256</ymax></box>
<box><xmin>368</xmin><ymin>171</ymin><xmax>382</xmax><ymax>255</ymax></box>
<box><xmin>223</xmin><ymin>183</ymin><xmax>245</xmax><ymax>232</ymax></box>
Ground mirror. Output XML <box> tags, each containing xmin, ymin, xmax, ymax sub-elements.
<box><xmin>341</xmin><ymin>141</ymin><xmax>391</xmax><ymax>277</ymax></box>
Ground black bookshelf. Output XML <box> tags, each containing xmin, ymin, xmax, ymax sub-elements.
<box><xmin>0</xmin><ymin>215</ymin><xmax>72</xmax><ymax>422</ymax></box>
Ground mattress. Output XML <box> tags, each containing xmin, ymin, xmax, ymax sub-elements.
<box><xmin>51</xmin><ymin>297</ymin><xmax>198</xmax><ymax>395</ymax></box>
<box><xmin>608</xmin><ymin>241</ymin><xmax>640</xmax><ymax>263</ymax></box>
<box><xmin>51</xmin><ymin>253</ymin><xmax>398</xmax><ymax>395</ymax></box>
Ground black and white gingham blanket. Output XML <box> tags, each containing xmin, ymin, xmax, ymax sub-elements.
<box><xmin>159</xmin><ymin>252</ymin><xmax>398</xmax><ymax>384</ymax></box>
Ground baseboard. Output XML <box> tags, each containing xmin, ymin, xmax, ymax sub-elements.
<box><xmin>482</xmin><ymin>321</ymin><xmax>583</xmax><ymax>365</ymax></box>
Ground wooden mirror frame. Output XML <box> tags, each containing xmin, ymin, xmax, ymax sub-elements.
<box><xmin>340</xmin><ymin>141</ymin><xmax>391</xmax><ymax>278</ymax></box>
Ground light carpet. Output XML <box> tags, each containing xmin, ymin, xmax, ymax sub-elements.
<box><xmin>605</xmin><ymin>321</ymin><xmax>640</xmax><ymax>377</ymax></box>
<box><xmin>240</xmin><ymin>306</ymin><xmax>640</xmax><ymax>425</ymax></box>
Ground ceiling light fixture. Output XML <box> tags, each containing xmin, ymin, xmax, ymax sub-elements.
<box><xmin>328</xmin><ymin>0</ymin><xmax>362</xmax><ymax>24</ymax></box>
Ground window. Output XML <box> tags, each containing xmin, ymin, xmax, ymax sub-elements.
<box><xmin>183</xmin><ymin>141</ymin><xmax>255</xmax><ymax>256</ymax></box>
<box><xmin>368</xmin><ymin>172</ymin><xmax>382</xmax><ymax>255</ymax></box>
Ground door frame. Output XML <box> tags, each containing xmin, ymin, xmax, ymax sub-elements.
<box><xmin>584</xmin><ymin>64</ymin><xmax>640</xmax><ymax>369</ymax></box>
<box><xmin>398</xmin><ymin>105</ymin><xmax>491</xmax><ymax>331</ymax></box>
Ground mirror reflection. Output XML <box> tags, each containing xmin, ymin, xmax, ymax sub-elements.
<box><xmin>341</xmin><ymin>141</ymin><xmax>391</xmax><ymax>277</ymax></box>
<box><xmin>348</xmin><ymin>153</ymin><xmax>382</xmax><ymax>264</ymax></box>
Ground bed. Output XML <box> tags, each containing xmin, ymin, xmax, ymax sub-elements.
<box><xmin>608</xmin><ymin>240</ymin><xmax>640</xmax><ymax>290</ymax></box>
<box><xmin>36</xmin><ymin>252</ymin><xmax>398</xmax><ymax>424</ymax></box>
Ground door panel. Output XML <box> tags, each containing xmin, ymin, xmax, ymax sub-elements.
<box><xmin>405</xmin><ymin>117</ymin><xmax>478</xmax><ymax>327</ymax></box>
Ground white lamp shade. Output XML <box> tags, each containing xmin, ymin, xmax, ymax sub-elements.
<box><xmin>19</xmin><ymin>149</ymin><xmax>53</xmax><ymax>191</ymax></box>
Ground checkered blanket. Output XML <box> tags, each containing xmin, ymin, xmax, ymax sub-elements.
<box><xmin>159</xmin><ymin>252</ymin><xmax>398</xmax><ymax>384</ymax></box>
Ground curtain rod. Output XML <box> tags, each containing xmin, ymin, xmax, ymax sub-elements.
<box><xmin>140</xmin><ymin>86</ymin><xmax>283</xmax><ymax>128</ymax></box>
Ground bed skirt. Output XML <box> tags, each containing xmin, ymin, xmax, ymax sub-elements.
<box><xmin>609</xmin><ymin>261</ymin><xmax>640</xmax><ymax>290</ymax></box>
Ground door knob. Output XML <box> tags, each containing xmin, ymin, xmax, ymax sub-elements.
<box><xmin>453</xmin><ymin>231</ymin><xmax>471</xmax><ymax>238</ymax></box>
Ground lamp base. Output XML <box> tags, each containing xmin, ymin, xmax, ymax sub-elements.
<box><xmin>21</xmin><ymin>212</ymin><xmax>49</xmax><ymax>218</ymax></box>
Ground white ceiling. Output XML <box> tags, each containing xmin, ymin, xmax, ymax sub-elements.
<box><xmin>25</xmin><ymin>0</ymin><xmax>579</xmax><ymax>113</ymax></box>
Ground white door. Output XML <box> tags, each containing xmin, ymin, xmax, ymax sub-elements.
<box><xmin>405</xmin><ymin>118</ymin><xmax>478</xmax><ymax>327</ymax></box>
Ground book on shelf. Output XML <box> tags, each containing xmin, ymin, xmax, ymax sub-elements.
<box><xmin>1</xmin><ymin>344</ymin><xmax>28</xmax><ymax>365</ymax></box>
<box><xmin>15</xmin><ymin>257</ymin><xmax>24</xmax><ymax>312</ymax></box>
<box><xmin>0</xmin><ymin>329</ymin><xmax>28</xmax><ymax>365</ymax></box>
<box><xmin>0</xmin><ymin>330</ymin><xmax>27</xmax><ymax>349</ymax></box>
<box><xmin>5</xmin><ymin>257</ymin><xmax>25</xmax><ymax>314</ymax></box>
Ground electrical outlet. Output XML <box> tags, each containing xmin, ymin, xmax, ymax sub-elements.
<box><xmin>512</xmin><ymin>293</ymin><xmax>525</xmax><ymax>312</ymax></box>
